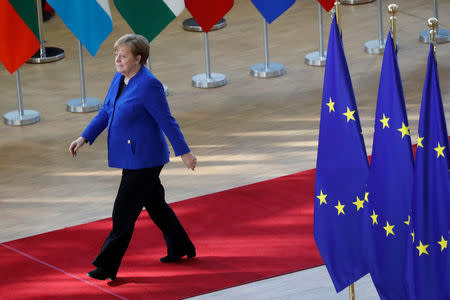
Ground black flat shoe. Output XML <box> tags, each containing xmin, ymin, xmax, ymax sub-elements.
<box><xmin>87</xmin><ymin>268</ymin><xmax>116</xmax><ymax>281</ymax></box>
<box><xmin>160</xmin><ymin>248</ymin><xmax>196</xmax><ymax>263</ymax></box>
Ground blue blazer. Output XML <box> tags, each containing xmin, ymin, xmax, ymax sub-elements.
<box><xmin>81</xmin><ymin>67</ymin><xmax>190</xmax><ymax>169</ymax></box>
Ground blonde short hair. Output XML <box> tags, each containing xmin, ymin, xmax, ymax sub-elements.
<box><xmin>114</xmin><ymin>34</ymin><xmax>149</xmax><ymax>65</ymax></box>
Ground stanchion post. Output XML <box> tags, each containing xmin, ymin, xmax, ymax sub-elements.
<box><xmin>3</xmin><ymin>69</ymin><xmax>40</xmax><ymax>126</ymax></box>
<box><xmin>66</xmin><ymin>41</ymin><xmax>101</xmax><ymax>113</ymax></box>
<box><xmin>146</xmin><ymin>46</ymin><xmax>169</xmax><ymax>96</ymax></box>
<box><xmin>27</xmin><ymin>0</ymin><xmax>64</xmax><ymax>63</ymax></box>
<box><xmin>191</xmin><ymin>32</ymin><xmax>227</xmax><ymax>88</ymax></box>
<box><xmin>341</xmin><ymin>0</ymin><xmax>375</xmax><ymax>4</ymax></box>
<box><xmin>182</xmin><ymin>18</ymin><xmax>227</xmax><ymax>32</ymax></box>
<box><xmin>250</xmin><ymin>17</ymin><xmax>285</xmax><ymax>77</ymax></box>
<box><xmin>305</xmin><ymin>3</ymin><xmax>327</xmax><ymax>66</ymax></box>
<box><xmin>388</xmin><ymin>4</ymin><xmax>398</xmax><ymax>50</ymax></box>
<box><xmin>364</xmin><ymin>0</ymin><xmax>386</xmax><ymax>54</ymax></box>
<box><xmin>419</xmin><ymin>0</ymin><xmax>449</xmax><ymax>44</ymax></box>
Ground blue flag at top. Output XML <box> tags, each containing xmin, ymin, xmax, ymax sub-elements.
<box><xmin>250</xmin><ymin>0</ymin><xmax>295</xmax><ymax>24</ymax></box>
<box><xmin>405</xmin><ymin>44</ymin><xmax>450</xmax><ymax>300</ymax></box>
<box><xmin>364</xmin><ymin>32</ymin><xmax>413</xmax><ymax>300</ymax></box>
<box><xmin>47</xmin><ymin>0</ymin><xmax>113</xmax><ymax>56</ymax></box>
<box><xmin>314</xmin><ymin>16</ymin><xmax>369</xmax><ymax>292</ymax></box>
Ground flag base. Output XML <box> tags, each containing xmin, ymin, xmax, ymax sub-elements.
<box><xmin>66</xmin><ymin>98</ymin><xmax>101</xmax><ymax>113</ymax></box>
<box><xmin>341</xmin><ymin>0</ymin><xmax>375</xmax><ymax>4</ymax></box>
<box><xmin>364</xmin><ymin>39</ymin><xmax>386</xmax><ymax>54</ymax></box>
<box><xmin>192</xmin><ymin>73</ymin><xmax>227</xmax><ymax>88</ymax></box>
<box><xmin>4</xmin><ymin>110</ymin><xmax>40</xmax><ymax>126</ymax></box>
<box><xmin>305</xmin><ymin>51</ymin><xmax>327</xmax><ymax>66</ymax></box>
<box><xmin>27</xmin><ymin>47</ymin><xmax>65</xmax><ymax>64</ymax></box>
<box><xmin>183</xmin><ymin>18</ymin><xmax>227</xmax><ymax>32</ymax></box>
<box><xmin>419</xmin><ymin>29</ymin><xmax>450</xmax><ymax>44</ymax></box>
<box><xmin>250</xmin><ymin>63</ymin><xmax>285</xmax><ymax>78</ymax></box>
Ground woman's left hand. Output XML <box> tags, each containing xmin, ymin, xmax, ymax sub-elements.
<box><xmin>181</xmin><ymin>152</ymin><xmax>197</xmax><ymax>171</ymax></box>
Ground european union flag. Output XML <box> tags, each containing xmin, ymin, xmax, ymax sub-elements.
<box><xmin>365</xmin><ymin>32</ymin><xmax>413</xmax><ymax>300</ymax></box>
<box><xmin>405</xmin><ymin>44</ymin><xmax>450</xmax><ymax>300</ymax></box>
<box><xmin>314</xmin><ymin>16</ymin><xmax>369</xmax><ymax>292</ymax></box>
<box><xmin>250</xmin><ymin>0</ymin><xmax>295</xmax><ymax>24</ymax></box>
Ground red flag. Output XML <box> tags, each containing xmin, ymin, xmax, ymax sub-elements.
<box><xmin>0</xmin><ymin>0</ymin><xmax>40</xmax><ymax>74</ymax></box>
<box><xmin>185</xmin><ymin>0</ymin><xmax>234</xmax><ymax>33</ymax></box>
<box><xmin>317</xmin><ymin>0</ymin><xmax>335</xmax><ymax>12</ymax></box>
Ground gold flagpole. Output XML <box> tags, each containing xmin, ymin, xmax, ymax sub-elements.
<box><xmin>428</xmin><ymin>17</ymin><xmax>438</xmax><ymax>56</ymax></box>
<box><xmin>334</xmin><ymin>1</ymin><xmax>342</xmax><ymax>34</ymax></box>
<box><xmin>388</xmin><ymin>4</ymin><xmax>399</xmax><ymax>50</ymax></box>
<box><xmin>349</xmin><ymin>283</ymin><xmax>355</xmax><ymax>300</ymax></box>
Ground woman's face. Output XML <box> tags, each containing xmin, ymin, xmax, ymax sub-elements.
<box><xmin>114</xmin><ymin>45</ymin><xmax>141</xmax><ymax>78</ymax></box>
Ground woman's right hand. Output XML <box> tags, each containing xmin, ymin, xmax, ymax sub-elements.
<box><xmin>69</xmin><ymin>137</ymin><xmax>87</xmax><ymax>157</ymax></box>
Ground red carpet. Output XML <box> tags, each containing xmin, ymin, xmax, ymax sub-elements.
<box><xmin>0</xmin><ymin>169</ymin><xmax>322</xmax><ymax>299</ymax></box>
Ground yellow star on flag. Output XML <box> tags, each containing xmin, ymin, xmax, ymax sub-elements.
<box><xmin>434</xmin><ymin>142</ymin><xmax>446</xmax><ymax>158</ymax></box>
<box><xmin>380</xmin><ymin>114</ymin><xmax>390</xmax><ymax>129</ymax></box>
<box><xmin>370</xmin><ymin>210</ymin><xmax>378</xmax><ymax>225</ymax></box>
<box><xmin>316</xmin><ymin>190</ymin><xmax>327</xmax><ymax>205</ymax></box>
<box><xmin>417</xmin><ymin>136</ymin><xmax>424</xmax><ymax>148</ymax></box>
<box><xmin>326</xmin><ymin>98</ymin><xmax>335</xmax><ymax>113</ymax></box>
<box><xmin>411</xmin><ymin>231</ymin><xmax>415</xmax><ymax>243</ymax></box>
<box><xmin>404</xmin><ymin>215</ymin><xmax>410</xmax><ymax>226</ymax></box>
<box><xmin>416</xmin><ymin>241</ymin><xmax>429</xmax><ymax>256</ymax></box>
<box><xmin>352</xmin><ymin>196</ymin><xmax>365</xmax><ymax>211</ymax></box>
<box><xmin>335</xmin><ymin>201</ymin><xmax>345</xmax><ymax>215</ymax></box>
<box><xmin>364</xmin><ymin>192</ymin><xmax>369</xmax><ymax>203</ymax></box>
<box><xmin>397</xmin><ymin>122</ymin><xmax>410</xmax><ymax>138</ymax></box>
<box><xmin>437</xmin><ymin>236</ymin><xmax>448</xmax><ymax>252</ymax></box>
<box><xmin>383</xmin><ymin>221</ymin><xmax>395</xmax><ymax>237</ymax></box>
<box><xmin>342</xmin><ymin>107</ymin><xmax>356</xmax><ymax>123</ymax></box>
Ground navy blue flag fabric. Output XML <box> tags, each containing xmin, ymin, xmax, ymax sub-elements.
<box><xmin>365</xmin><ymin>32</ymin><xmax>413</xmax><ymax>300</ymax></box>
<box><xmin>314</xmin><ymin>16</ymin><xmax>369</xmax><ymax>292</ymax></box>
<box><xmin>250</xmin><ymin>0</ymin><xmax>295</xmax><ymax>24</ymax></box>
<box><xmin>405</xmin><ymin>44</ymin><xmax>450</xmax><ymax>300</ymax></box>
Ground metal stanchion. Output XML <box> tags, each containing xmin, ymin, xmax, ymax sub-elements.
<box><xmin>4</xmin><ymin>70</ymin><xmax>40</xmax><ymax>126</ymax></box>
<box><xmin>419</xmin><ymin>0</ymin><xmax>449</xmax><ymax>44</ymax></box>
<box><xmin>146</xmin><ymin>47</ymin><xmax>169</xmax><ymax>96</ymax></box>
<box><xmin>192</xmin><ymin>32</ymin><xmax>227</xmax><ymax>88</ymax></box>
<box><xmin>341</xmin><ymin>0</ymin><xmax>375</xmax><ymax>4</ymax></box>
<box><xmin>66</xmin><ymin>41</ymin><xmax>101</xmax><ymax>113</ymax></box>
<box><xmin>305</xmin><ymin>3</ymin><xmax>327</xmax><ymax>66</ymax></box>
<box><xmin>27</xmin><ymin>0</ymin><xmax>64</xmax><ymax>64</ymax></box>
<box><xmin>250</xmin><ymin>18</ymin><xmax>285</xmax><ymax>77</ymax></box>
<box><xmin>182</xmin><ymin>18</ymin><xmax>227</xmax><ymax>32</ymax></box>
<box><xmin>364</xmin><ymin>0</ymin><xmax>386</xmax><ymax>54</ymax></box>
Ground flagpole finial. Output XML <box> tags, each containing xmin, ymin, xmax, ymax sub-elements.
<box><xmin>334</xmin><ymin>1</ymin><xmax>342</xmax><ymax>34</ymax></box>
<box><xmin>388</xmin><ymin>4</ymin><xmax>399</xmax><ymax>49</ymax></box>
<box><xmin>427</xmin><ymin>17</ymin><xmax>438</xmax><ymax>53</ymax></box>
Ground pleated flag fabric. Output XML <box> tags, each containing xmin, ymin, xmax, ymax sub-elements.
<box><xmin>185</xmin><ymin>0</ymin><xmax>234</xmax><ymax>33</ymax></box>
<box><xmin>250</xmin><ymin>0</ymin><xmax>296</xmax><ymax>24</ymax></box>
<box><xmin>365</xmin><ymin>32</ymin><xmax>413</xmax><ymax>300</ymax></box>
<box><xmin>114</xmin><ymin>0</ymin><xmax>185</xmax><ymax>43</ymax></box>
<box><xmin>46</xmin><ymin>0</ymin><xmax>113</xmax><ymax>56</ymax></box>
<box><xmin>0</xmin><ymin>0</ymin><xmax>40</xmax><ymax>74</ymax></box>
<box><xmin>405</xmin><ymin>43</ymin><xmax>450</xmax><ymax>300</ymax></box>
<box><xmin>313</xmin><ymin>16</ymin><xmax>369</xmax><ymax>293</ymax></box>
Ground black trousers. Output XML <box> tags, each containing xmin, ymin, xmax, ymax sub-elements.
<box><xmin>92</xmin><ymin>166</ymin><xmax>195</xmax><ymax>276</ymax></box>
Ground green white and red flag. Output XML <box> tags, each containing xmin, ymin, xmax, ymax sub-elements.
<box><xmin>0</xmin><ymin>0</ymin><xmax>40</xmax><ymax>74</ymax></box>
<box><xmin>113</xmin><ymin>0</ymin><xmax>185</xmax><ymax>43</ymax></box>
